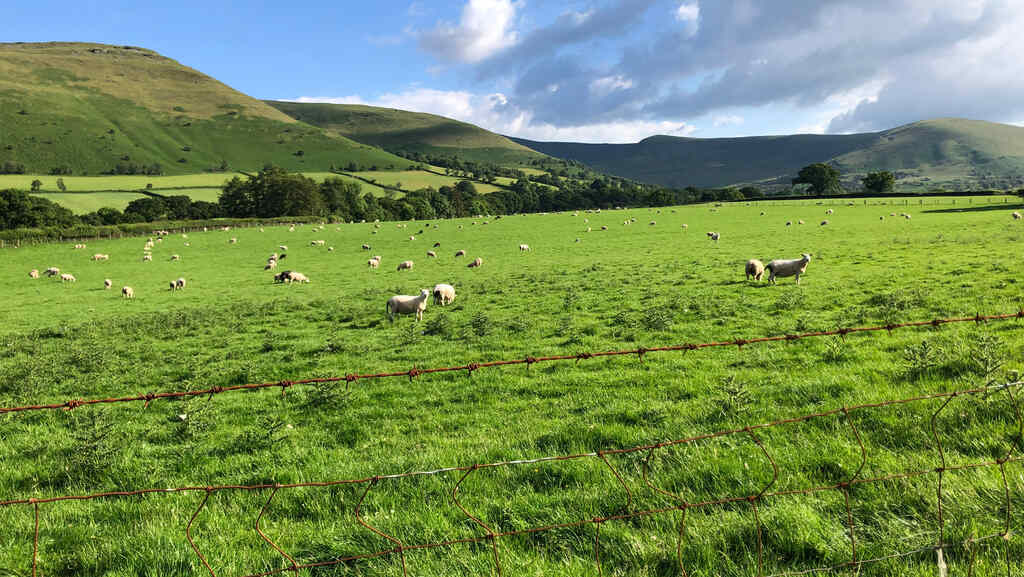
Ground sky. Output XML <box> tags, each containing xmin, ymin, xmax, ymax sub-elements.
<box><xmin>4</xmin><ymin>0</ymin><xmax>1024</xmax><ymax>143</ymax></box>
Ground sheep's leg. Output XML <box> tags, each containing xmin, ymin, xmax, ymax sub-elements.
<box><xmin>795</xmin><ymin>273</ymin><xmax>801</xmax><ymax>285</ymax></box>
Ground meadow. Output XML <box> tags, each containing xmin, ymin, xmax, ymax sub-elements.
<box><xmin>0</xmin><ymin>198</ymin><xmax>1023</xmax><ymax>576</ymax></box>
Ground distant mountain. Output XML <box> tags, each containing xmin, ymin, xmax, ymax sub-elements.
<box><xmin>512</xmin><ymin>118</ymin><xmax>1024</xmax><ymax>191</ymax></box>
<box><xmin>266</xmin><ymin>101</ymin><xmax>548</xmax><ymax>166</ymax></box>
<box><xmin>0</xmin><ymin>42</ymin><xmax>406</xmax><ymax>175</ymax></box>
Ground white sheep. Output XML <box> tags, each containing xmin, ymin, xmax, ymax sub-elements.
<box><xmin>519</xmin><ymin>244</ymin><xmax>530</xmax><ymax>251</ymax></box>
<box><xmin>92</xmin><ymin>253</ymin><xmax>109</xmax><ymax>261</ymax></box>
<box><xmin>287</xmin><ymin>272</ymin><xmax>310</xmax><ymax>283</ymax></box>
<box><xmin>122</xmin><ymin>286</ymin><xmax>134</xmax><ymax>299</ymax></box>
<box><xmin>265</xmin><ymin>260</ymin><xmax>277</xmax><ymax>271</ymax></box>
<box><xmin>29</xmin><ymin>269</ymin><xmax>39</xmax><ymax>279</ymax></box>
<box><xmin>786</xmin><ymin>221</ymin><xmax>792</xmax><ymax>226</ymax></box>
<box><xmin>798</xmin><ymin>220</ymin><xmax>805</xmax><ymax>225</ymax></box>
<box><xmin>143</xmin><ymin>254</ymin><xmax>153</xmax><ymax>262</ymax></box>
<box><xmin>1013</xmin><ymin>212</ymin><xmax>1022</xmax><ymax>220</ymax></box>
<box><xmin>229</xmin><ymin>237</ymin><xmax>238</xmax><ymax>244</ymax></box>
<box><xmin>362</xmin><ymin>244</ymin><xmax>371</xmax><ymax>250</ymax></box>
<box><xmin>279</xmin><ymin>245</ymin><xmax>288</xmax><ymax>251</ymax></box>
<box><xmin>169</xmin><ymin>281</ymin><xmax>177</xmax><ymax>291</ymax></box>
<box><xmin>766</xmin><ymin>254</ymin><xmax>812</xmax><ymax>285</ymax></box>
<box><xmin>45</xmin><ymin>267</ymin><xmax>60</xmax><ymax>277</ymax></box>
<box><xmin>826</xmin><ymin>208</ymin><xmax>833</xmax><ymax>215</ymax></box>
<box><xmin>60</xmin><ymin>273</ymin><xmax>76</xmax><ymax>283</ymax></box>
<box><xmin>104</xmin><ymin>279</ymin><xmax>112</xmax><ymax>289</ymax></box>
<box><xmin>468</xmin><ymin>257</ymin><xmax>483</xmax><ymax>268</ymax></box>
<box><xmin>397</xmin><ymin>260</ymin><xmax>414</xmax><ymax>271</ymax></box>
<box><xmin>176</xmin><ymin>278</ymin><xmax>186</xmax><ymax>290</ymax></box>
<box><xmin>409</xmin><ymin>235</ymin><xmax>415</xmax><ymax>241</ymax></box>
<box><xmin>681</xmin><ymin>224</ymin><xmax>688</xmax><ymax>230</ymax></box>
<box><xmin>745</xmin><ymin>259</ymin><xmax>765</xmax><ymax>282</ymax></box>
<box><xmin>387</xmin><ymin>289</ymin><xmax>431</xmax><ymax>322</ymax></box>
<box><xmin>454</xmin><ymin>249</ymin><xmax>466</xmax><ymax>257</ymax></box>
<box><xmin>368</xmin><ymin>258</ymin><xmax>380</xmax><ymax>268</ymax></box>
<box><xmin>433</xmin><ymin>283</ymin><xmax>456</xmax><ymax>305</ymax></box>
<box><xmin>170</xmin><ymin>254</ymin><xmax>180</xmax><ymax>261</ymax></box>
<box><xmin>427</xmin><ymin>251</ymin><xmax>437</xmax><ymax>258</ymax></box>
<box><xmin>707</xmin><ymin>231</ymin><xmax>720</xmax><ymax>242</ymax></box>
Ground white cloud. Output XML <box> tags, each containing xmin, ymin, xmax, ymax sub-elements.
<box><xmin>712</xmin><ymin>114</ymin><xmax>743</xmax><ymax>127</ymax></box>
<box><xmin>675</xmin><ymin>2</ymin><xmax>699</xmax><ymax>22</ymax></box>
<box><xmin>291</xmin><ymin>89</ymin><xmax>695</xmax><ymax>144</ymax></box>
<box><xmin>589</xmin><ymin>75</ymin><xmax>634</xmax><ymax>96</ymax></box>
<box><xmin>418</xmin><ymin>0</ymin><xmax>519</xmax><ymax>63</ymax></box>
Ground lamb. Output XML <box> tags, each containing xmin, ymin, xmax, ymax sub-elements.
<box><xmin>1014</xmin><ymin>212</ymin><xmax>1023</xmax><ymax>220</ymax></box>
<box><xmin>45</xmin><ymin>267</ymin><xmax>60</xmax><ymax>277</ymax></box>
<box><xmin>104</xmin><ymin>279</ymin><xmax>112</xmax><ymax>289</ymax></box>
<box><xmin>903</xmin><ymin>213</ymin><xmax>912</xmax><ymax>220</ymax></box>
<box><xmin>766</xmin><ymin>254</ymin><xmax>812</xmax><ymax>285</ymax></box>
<box><xmin>122</xmin><ymin>286</ymin><xmax>134</xmax><ymax>299</ymax></box>
<box><xmin>432</xmin><ymin>283</ymin><xmax>456</xmax><ymax>306</ymax></box>
<box><xmin>29</xmin><ymin>269</ymin><xmax>39</xmax><ymax>279</ymax></box>
<box><xmin>60</xmin><ymin>273</ymin><xmax>76</xmax><ymax>283</ymax></box>
<box><xmin>519</xmin><ymin>244</ymin><xmax>530</xmax><ymax>251</ymax></box>
<box><xmin>397</xmin><ymin>260</ymin><xmax>414</xmax><ymax>271</ymax></box>
<box><xmin>386</xmin><ymin>289</ymin><xmax>431</xmax><ymax>322</ymax></box>
<box><xmin>426</xmin><ymin>251</ymin><xmax>437</xmax><ymax>258</ymax></box>
<box><xmin>176</xmin><ymin>278</ymin><xmax>186</xmax><ymax>290</ymax></box>
<box><xmin>368</xmin><ymin>258</ymin><xmax>380</xmax><ymax>268</ymax></box>
<box><xmin>454</xmin><ymin>249</ymin><xmax>466</xmax><ymax>257</ymax></box>
<box><xmin>468</xmin><ymin>257</ymin><xmax>483</xmax><ymax>268</ymax></box>
<box><xmin>745</xmin><ymin>259</ymin><xmax>765</xmax><ymax>282</ymax></box>
<box><xmin>327</xmin><ymin>247</ymin><xmax>334</xmax><ymax>252</ymax></box>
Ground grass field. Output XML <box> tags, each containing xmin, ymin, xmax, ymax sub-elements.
<box><xmin>0</xmin><ymin>173</ymin><xmax>246</xmax><ymax>192</ymax></box>
<box><xmin>1</xmin><ymin>199</ymin><xmax>1023</xmax><ymax>576</ymax></box>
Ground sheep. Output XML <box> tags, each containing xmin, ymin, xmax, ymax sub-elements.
<box><xmin>601</xmin><ymin>225</ymin><xmax>608</xmax><ymax>230</ymax></box>
<box><xmin>265</xmin><ymin>260</ymin><xmax>277</xmax><ymax>271</ymax></box>
<box><xmin>328</xmin><ymin>247</ymin><xmax>335</xmax><ymax>252</ymax></box>
<box><xmin>798</xmin><ymin>220</ymin><xmax>805</xmax><ymax>225</ymax></box>
<box><xmin>1013</xmin><ymin>212</ymin><xmax>1022</xmax><ymax>220</ymax></box>
<box><xmin>707</xmin><ymin>232</ymin><xmax>720</xmax><ymax>242</ymax></box>
<box><xmin>880</xmin><ymin>216</ymin><xmax>885</xmax><ymax>221</ymax></box>
<box><xmin>745</xmin><ymin>259</ymin><xmax>765</xmax><ymax>282</ymax></box>
<box><xmin>433</xmin><ymin>242</ymin><xmax>441</xmax><ymax>247</ymax></box>
<box><xmin>143</xmin><ymin>254</ymin><xmax>153</xmax><ymax>262</ymax></box>
<box><xmin>286</xmin><ymin>272</ymin><xmax>310</xmax><ymax>283</ymax></box>
<box><xmin>372</xmin><ymin>255</ymin><xmax>382</xmax><ymax>262</ymax></box>
<box><xmin>278</xmin><ymin>253</ymin><xmax>287</xmax><ymax>260</ymax></box>
<box><xmin>60</xmin><ymin>273</ymin><xmax>76</xmax><ymax>283</ymax></box>
<box><xmin>92</xmin><ymin>254</ymin><xmax>109</xmax><ymax>261</ymax></box>
<box><xmin>455</xmin><ymin>249</ymin><xmax>466</xmax><ymax>257</ymax></box>
<box><xmin>122</xmin><ymin>286</ymin><xmax>134</xmax><ymax>299</ymax></box>
<box><xmin>397</xmin><ymin>260</ymin><xmax>414</xmax><ymax>271</ymax></box>
<box><xmin>649</xmin><ymin>220</ymin><xmax>657</xmax><ymax>225</ymax></box>
<box><xmin>433</xmin><ymin>283</ymin><xmax>456</xmax><ymax>305</ymax></box>
<box><xmin>170</xmin><ymin>254</ymin><xmax>180</xmax><ymax>261</ymax></box>
<box><xmin>760</xmin><ymin>211</ymin><xmax>766</xmax><ymax>216</ymax></box>
<box><xmin>229</xmin><ymin>237</ymin><xmax>238</xmax><ymax>244</ymax></box>
<box><xmin>279</xmin><ymin>245</ymin><xmax>288</xmax><ymax>251</ymax></box>
<box><xmin>29</xmin><ymin>269</ymin><xmax>40</xmax><ymax>279</ymax></box>
<box><xmin>273</xmin><ymin>271</ymin><xmax>291</xmax><ymax>283</ymax></box>
<box><xmin>386</xmin><ymin>289</ymin><xmax>431</xmax><ymax>322</ymax></box>
<box><xmin>368</xmin><ymin>258</ymin><xmax>380</xmax><ymax>268</ymax></box>
<box><xmin>890</xmin><ymin>213</ymin><xmax>896</xmax><ymax>217</ymax></box>
<box><xmin>519</xmin><ymin>244</ymin><xmax>531</xmax><ymax>251</ymax></box>
<box><xmin>468</xmin><ymin>257</ymin><xmax>483</xmax><ymax>268</ymax></box>
<box><xmin>427</xmin><ymin>251</ymin><xmax>437</xmax><ymax>258</ymax></box>
<box><xmin>903</xmin><ymin>213</ymin><xmax>912</xmax><ymax>220</ymax></box>
<box><xmin>786</xmin><ymin>221</ymin><xmax>792</xmax><ymax>226</ymax></box>
<box><xmin>362</xmin><ymin>244</ymin><xmax>371</xmax><ymax>250</ymax></box>
<box><xmin>45</xmin><ymin>267</ymin><xmax>60</xmax><ymax>277</ymax></box>
<box><xmin>820</xmin><ymin>220</ymin><xmax>829</xmax><ymax>226</ymax></box>
<box><xmin>681</xmin><ymin>224</ymin><xmax>688</xmax><ymax>230</ymax></box>
<box><xmin>169</xmin><ymin>281</ymin><xmax>177</xmax><ymax>291</ymax></box>
<box><xmin>586</xmin><ymin>227</ymin><xmax>592</xmax><ymax>232</ymax></box>
<box><xmin>766</xmin><ymin>254</ymin><xmax>812</xmax><ymax>285</ymax></box>
<box><xmin>409</xmin><ymin>236</ymin><xmax>416</xmax><ymax>241</ymax></box>
<box><xmin>176</xmin><ymin>278</ymin><xmax>186</xmax><ymax>290</ymax></box>
<box><xmin>104</xmin><ymin>279</ymin><xmax>112</xmax><ymax>289</ymax></box>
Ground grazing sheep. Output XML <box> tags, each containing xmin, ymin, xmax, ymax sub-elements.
<box><xmin>273</xmin><ymin>271</ymin><xmax>291</xmax><ymax>283</ymax></box>
<box><xmin>880</xmin><ymin>216</ymin><xmax>885</xmax><ymax>221</ymax></box>
<box><xmin>45</xmin><ymin>267</ymin><xmax>60</xmax><ymax>277</ymax></box>
<box><xmin>433</xmin><ymin>242</ymin><xmax>441</xmax><ymax>247</ymax></box>
<box><xmin>143</xmin><ymin>254</ymin><xmax>153</xmax><ymax>262</ymax></box>
<box><xmin>265</xmin><ymin>260</ymin><xmax>277</xmax><ymax>270</ymax></box>
<box><xmin>176</xmin><ymin>278</ymin><xmax>186</xmax><ymax>290</ymax></box>
<box><xmin>586</xmin><ymin>227</ymin><xmax>592</xmax><ymax>232</ymax></box>
<box><xmin>104</xmin><ymin>279</ymin><xmax>112</xmax><ymax>289</ymax></box>
<box><xmin>29</xmin><ymin>269</ymin><xmax>40</xmax><ymax>279</ymax></box>
<box><xmin>362</xmin><ymin>244</ymin><xmax>371</xmax><ymax>250</ymax></box>
<box><xmin>766</xmin><ymin>254</ymin><xmax>812</xmax><ymax>285</ymax></box>
<box><xmin>427</xmin><ymin>251</ymin><xmax>437</xmax><ymax>258</ymax></box>
<box><xmin>468</xmin><ymin>257</ymin><xmax>483</xmax><ymax>268</ymax></box>
<box><xmin>286</xmin><ymin>272</ymin><xmax>310</xmax><ymax>284</ymax></box>
<box><xmin>368</xmin><ymin>258</ymin><xmax>380</xmax><ymax>268</ymax></box>
<box><xmin>650</xmin><ymin>220</ymin><xmax>657</xmax><ymax>225</ymax></box>
<box><xmin>386</xmin><ymin>289</ymin><xmax>431</xmax><ymax>322</ymax></box>
<box><xmin>279</xmin><ymin>245</ymin><xmax>288</xmax><ymax>251</ymax></box>
<box><xmin>1013</xmin><ymin>212</ymin><xmax>1022</xmax><ymax>220</ymax></box>
<box><xmin>826</xmin><ymin>209</ymin><xmax>834</xmax><ymax>215</ymax></box>
<box><xmin>454</xmin><ymin>249</ymin><xmax>466</xmax><ymax>257</ymax></box>
<box><xmin>409</xmin><ymin>236</ymin><xmax>415</xmax><ymax>241</ymax></box>
<box><xmin>372</xmin><ymin>255</ymin><xmax>382</xmax><ymax>262</ymax></box>
<box><xmin>519</xmin><ymin>244</ymin><xmax>530</xmax><ymax>251</ymax></box>
<box><xmin>229</xmin><ymin>237</ymin><xmax>237</xmax><ymax>244</ymax></box>
<box><xmin>681</xmin><ymin>224</ymin><xmax>688</xmax><ymax>230</ymax></box>
<box><xmin>170</xmin><ymin>254</ymin><xmax>180</xmax><ymax>261</ymax></box>
<box><xmin>601</xmin><ymin>225</ymin><xmax>608</xmax><ymax>230</ymax></box>
<box><xmin>820</xmin><ymin>220</ymin><xmax>829</xmax><ymax>226</ymax></box>
<box><xmin>890</xmin><ymin>213</ymin><xmax>896</xmax><ymax>217</ymax></box>
<box><xmin>92</xmin><ymin>253</ymin><xmax>109</xmax><ymax>261</ymax></box>
<box><xmin>278</xmin><ymin>253</ymin><xmax>287</xmax><ymax>260</ymax></box>
<box><xmin>707</xmin><ymin>232</ymin><xmax>720</xmax><ymax>242</ymax></box>
<box><xmin>745</xmin><ymin>259</ymin><xmax>765</xmax><ymax>281</ymax></box>
<box><xmin>122</xmin><ymin>286</ymin><xmax>134</xmax><ymax>299</ymax></box>
<box><xmin>328</xmin><ymin>246</ymin><xmax>334</xmax><ymax>252</ymax></box>
<box><xmin>169</xmin><ymin>281</ymin><xmax>176</xmax><ymax>291</ymax></box>
<box><xmin>432</xmin><ymin>283</ymin><xmax>456</xmax><ymax>305</ymax></box>
<box><xmin>903</xmin><ymin>213</ymin><xmax>912</xmax><ymax>220</ymax></box>
<box><xmin>798</xmin><ymin>220</ymin><xmax>805</xmax><ymax>225</ymax></box>
<box><xmin>786</xmin><ymin>221</ymin><xmax>792</xmax><ymax>226</ymax></box>
<box><xmin>60</xmin><ymin>273</ymin><xmax>76</xmax><ymax>283</ymax></box>
<box><xmin>397</xmin><ymin>260</ymin><xmax>414</xmax><ymax>271</ymax></box>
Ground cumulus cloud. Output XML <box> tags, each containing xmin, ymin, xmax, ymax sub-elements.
<box><xmin>418</xmin><ymin>0</ymin><xmax>519</xmax><ymax>63</ymax></box>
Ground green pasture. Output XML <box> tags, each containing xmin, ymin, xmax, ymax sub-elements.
<box><xmin>0</xmin><ymin>173</ymin><xmax>245</xmax><ymax>192</ymax></box>
<box><xmin>349</xmin><ymin>169</ymin><xmax>504</xmax><ymax>193</ymax></box>
<box><xmin>1</xmin><ymin>198</ymin><xmax>1023</xmax><ymax>576</ymax></box>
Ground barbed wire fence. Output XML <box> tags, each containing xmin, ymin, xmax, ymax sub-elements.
<box><xmin>1</xmin><ymin>312</ymin><xmax>1023</xmax><ymax>575</ymax></box>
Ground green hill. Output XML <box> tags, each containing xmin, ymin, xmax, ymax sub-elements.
<box><xmin>0</xmin><ymin>42</ymin><xmax>406</xmax><ymax>175</ymax></box>
<box><xmin>512</xmin><ymin>118</ymin><xmax>1024</xmax><ymax>192</ymax></box>
<box><xmin>266</xmin><ymin>101</ymin><xmax>548</xmax><ymax>166</ymax></box>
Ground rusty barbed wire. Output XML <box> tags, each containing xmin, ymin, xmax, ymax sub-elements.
<box><xmin>1</xmin><ymin>311</ymin><xmax>1022</xmax><ymax>416</ymax></box>
<box><xmin>3</xmin><ymin>380</ymin><xmax>1021</xmax><ymax>576</ymax></box>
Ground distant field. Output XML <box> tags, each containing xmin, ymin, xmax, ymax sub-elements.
<box><xmin>0</xmin><ymin>173</ymin><xmax>243</xmax><ymax>192</ymax></box>
<box><xmin>31</xmin><ymin>191</ymin><xmax>149</xmax><ymax>213</ymax></box>
<box><xmin>1</xmin><ymin>198</ymin><xmax>1023</xmax><ymax>575</ymax></box>
<box><xmin>349</xmin><ymin>169</ymin><xmax>503</xmax><ymax>193</ymax></box>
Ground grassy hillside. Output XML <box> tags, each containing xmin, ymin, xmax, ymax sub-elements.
<box><xmin>267</xmin><ymin>101</ymin><xmax>549</xmax><ymax>166</ymax></box>
<box><xmin>513</xmin><ymin>119</ymin><xmax>1024</xmax><ymax>192</ymax></box>
<box><xmin>0</xmin><ymin>43</ymin><xmax>407</xmax><ymax>175</ymax></box>
<box><xmin>1</xmin><ymin>201</ymin><xmax>1022</xmax><ymax>575</ymax></box>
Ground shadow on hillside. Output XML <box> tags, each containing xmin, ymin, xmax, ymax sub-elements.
<box><xmin>922</xmin><ymin>202</ymin><xmax>1024</xmax><ymax>214</ymax></box>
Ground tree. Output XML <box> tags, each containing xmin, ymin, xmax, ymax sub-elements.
<box><xmin>862</xmin><ymin>171</ymin><xmax>895</xmax><ymax>194</ymax></box>
<box><xmin>56</xmin><ymin>178</ymin><xmax>66</xmax><ymax>192</ymax></box>
<box><xmin>739</xmin><ymin>185</ymin><xmax>764</xmax><ymax>199</ymax></box>
<box><xmin>30</xmin><ymin>179</ymin><xmax>42</xmax><ymax>192</ymax></box>
<box><xmin>792</xmin><ymin>163</ymin><xmax>841</xmax><ymax>196</ymax></box>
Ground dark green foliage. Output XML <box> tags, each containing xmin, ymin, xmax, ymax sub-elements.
<box><xmin>862</xmin><ymin>170</ymin><xmax>895</xmax><ymax>193</ymax></box>
<box><xmin>793</xmin><ymin>163</ymin><xmax>842</xmax><ymax>195</ymax></box>
<box><xmin>0</xmin><ymin>188</ymin><xmax>77</xmax><ymax>229</ymax></box>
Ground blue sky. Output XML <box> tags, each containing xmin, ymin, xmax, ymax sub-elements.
<box><xmin>4</xmin><ymin>1</ymin><xmax>1024</xmax><ymax>142</ymax></box>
